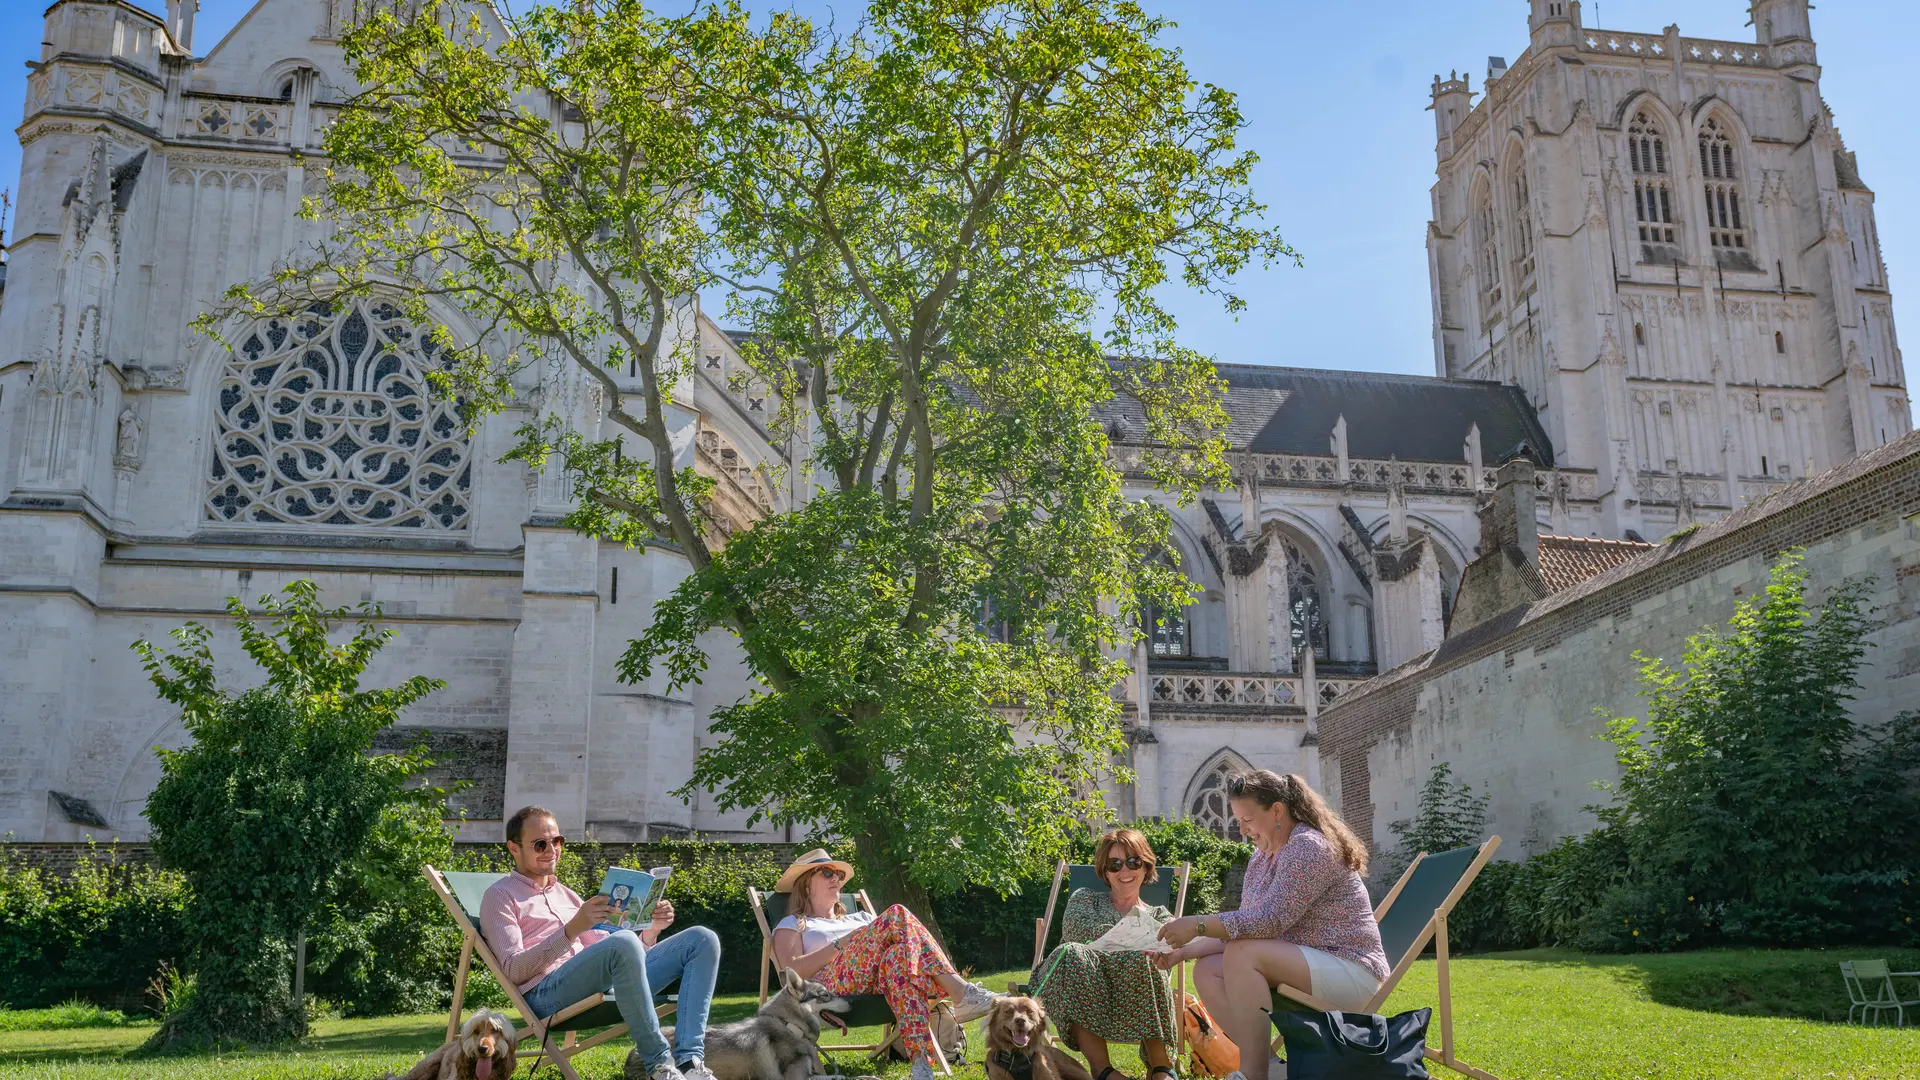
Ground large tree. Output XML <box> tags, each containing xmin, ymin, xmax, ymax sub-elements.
<box><xmin>225</xmin><ymin>0</ymin><xmax>1286</xmax><ymax>915</ymax></box>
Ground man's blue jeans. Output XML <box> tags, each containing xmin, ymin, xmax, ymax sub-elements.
<box><xmin>523</xmin><ymin>926</ymin><xmax>720</xmax><ymax>1069</ymax></box>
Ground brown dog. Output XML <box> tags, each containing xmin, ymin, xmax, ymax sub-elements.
<box><xmin>389</xmin><ymin>1009</ymin><xmax>518</xmax><ymax>1080</ymax></box>
<box><xmin>984</xmin><ymin>996</ymin><xmax>1092</xmax><ymax>1080</ymax></box>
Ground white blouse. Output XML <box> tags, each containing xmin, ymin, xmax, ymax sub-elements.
<box><xmin>775</xmin><ymin>909</ymin><xmax>876</xmax><ymax>953</ymax></box>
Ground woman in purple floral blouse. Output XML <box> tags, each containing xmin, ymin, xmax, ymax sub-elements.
<box><xmin>1155</xmin><ymin>770</ymin><xmax>1387</xmax><ymax>1080</ymax></box>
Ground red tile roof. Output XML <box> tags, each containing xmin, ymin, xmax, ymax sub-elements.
<box><xmin>1535</xmin><ymin>534</ymin><xmax>1656</xmax><ymax>594</ymax></box>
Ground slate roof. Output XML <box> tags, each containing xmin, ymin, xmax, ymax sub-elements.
<box><xmin>1213</xmin><ymin>364</ymin><xmax>1554</xmax><ymax>466</ymax></box>
<box><xmin>1535</xmin><ymin>534</ymin><xmax>1655</xmax><ymax>594</ymax></box>
<box><xmin>720</xmin><ymin>329</ymin><xmax>1557</xmax><ymax>467</ymax></box>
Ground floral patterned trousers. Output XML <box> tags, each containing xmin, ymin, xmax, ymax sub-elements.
<box><xmin>814</xmin><ymin>904</ymin><xmax>953</xmax><ymax>1059</ymax></box>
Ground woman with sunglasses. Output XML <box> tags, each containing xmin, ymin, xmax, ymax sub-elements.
<box><xmin>1154</xmin><ymin>771</ymin><xmax>1386</xmax><ymax>1080</ymax></box>
<box><xmin>770</xmin><ymin>850</ymin><xmax>1000</xmax><ymax>1080</ymax></box>
<box><xmin>1029</xmin><ymin>828</ymin><xmax>1180</xmax><ymax>1080</ymax></box>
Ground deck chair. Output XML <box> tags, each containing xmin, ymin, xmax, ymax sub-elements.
<box><xmin>1268</xmin><ymin>837</ymin><xmax>1502</xmax><ymax>1080</ymax></box>
<box><xmin>746</xmin><ymin>885</ymin><xmax>954</xmax><ymax>1075</ymax></box>
<box><xmin>425</xmin><ymin>866</ymin><xmax>676</xmax><ymax>1080</ymax></box>
<box><xmin>1017</xmin><ymin>860</ymin><xmax>1192</xmax><ymax>1059</ymax></box>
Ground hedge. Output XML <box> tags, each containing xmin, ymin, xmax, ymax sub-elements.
<box><xmin>0</xmin><ymin>821</ymin><xmax>1246</xmax><ymax>1015</ymax></box>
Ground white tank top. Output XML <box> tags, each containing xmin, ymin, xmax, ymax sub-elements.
<box><xmin>775</xmin><ymin>909</ymin><xmax>875</xmax><ymax>953</ymax></box>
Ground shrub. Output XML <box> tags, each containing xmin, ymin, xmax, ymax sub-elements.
<box><xmin>134</xmin><ymin>581</ymin><xmax>448</xmax><ymax>1051</ymax></box>
<box><xmin>1595</xmin><ymin>553</ymin><xmax>1920</xmax><ymax>950</ymax></box>
<box><xmin>0</xmin><ymin>844</ymin><xmax>188</xmax><ymax>1012</ymax></box>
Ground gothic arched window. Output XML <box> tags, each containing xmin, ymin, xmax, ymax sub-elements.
<box><xmin>1628</xmin><ymin>111</ymin><xmax>1677</xmax><ymax>245</ymax></box>
<box><xmin>1187</xmin><ymin>752</ymin><xmax>1253</xmax><ymax>841</ymax></box>
<box><xmin>1142</xmin><ymin>553</ymin><xmax>1191</xmax><ymax>658</ymax></box>
<box><xmin>1474</xmin><ymin>179</ymin><xmax>1502</xmax><ymax>309</ymax></box>
<box><xmin>1286</xmin><ymin>540</ymin><xmax>1329</xmax><ymax>662</ymax></box>
<box><xmin>1698</xmin><ymin>118</ymin><xmax>1747</xmax><ymax>250</ymax></box>
<box><xmin>1509</xmin><ymin>156</ymin><xmax>1535</xmax><ymax>284</ymax></box>
<box><xmin>207</xmin><ymin>299</ymin><xmax>473</xmax><ymax>529</ymax></box>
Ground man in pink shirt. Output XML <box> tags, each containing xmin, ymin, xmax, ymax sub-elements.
<box><xmin>480</xmin><ymin>806</ymin><xmax>720</xmax><ymax>1080</ymax></box>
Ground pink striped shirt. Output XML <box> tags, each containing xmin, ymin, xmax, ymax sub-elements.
<box><xmin>1217</xmin><ymin>825</ymin><xmax>1389</xmax><ymax>981</ymax></box>
<box><xmin>479</xmin><ymin>870</ymin><xmax>607</xmax><ymax>992</ymax></box>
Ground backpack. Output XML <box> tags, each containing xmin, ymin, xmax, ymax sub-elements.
<box><xmin>1180</xmin><ymin>992</ymin><xmax>1242</xmax><ymax>1079</ymax></box>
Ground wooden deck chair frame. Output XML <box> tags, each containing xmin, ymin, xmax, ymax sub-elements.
<box><xmin>1023</xmin><ymin>859</ymin><xmax>1193</xmax><ymax>1060</ymax></box>
<box><xmin>425</xmin><ymin>865</ymin><xmax>676</xmax><ymax>1080</ymax></box>
<box><xmin>1268</xmin><ymin>836</ymin><xmax>1503</xmax><ymax>1080</ymax></box>
<box><xmin>746</xmin><ymin>885</ymin><xmax>954</xmax><ymax>1076</ymax></box>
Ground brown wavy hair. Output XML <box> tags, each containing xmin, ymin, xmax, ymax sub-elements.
<box><xmin>1227</xmin><ymin>770</ymin><xmax>1370</xmax><ymax>874</ymax></box>
<box><xmin>787</xmin><ymin>865</ymin><xmax>848</xmax><ymax>932</ymax></box>
<box><xmin>1092</xmin><ymin>828</ymin><xmax>1160</xmax><ymax>886</ymax></box>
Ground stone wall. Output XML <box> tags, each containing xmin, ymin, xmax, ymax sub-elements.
<box><xmin>1319</xmin><ymin>429</ymin><xmax>1920</xmax><ymax>871</ymax></box>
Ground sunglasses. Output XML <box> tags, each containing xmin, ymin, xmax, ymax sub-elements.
<box><xmin>1104</xmin><ymin>855</ymin><xmax>1147</xmax><ymax>873</ymax></box>
<box><xmin>525</xmin><ymin>836</ymin><xmax>565</xmax><ymax>853</ymax></box>
<box><xmin>815</xmin><ymin>868</ymin><xmax>846</xmax><ymax>883</ymax></box>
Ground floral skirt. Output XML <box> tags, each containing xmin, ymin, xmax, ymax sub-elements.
<box><xmin>1031</xmin><ymin>943</ymin><xmax>1178</xmax><ymax>1049</ymax></box>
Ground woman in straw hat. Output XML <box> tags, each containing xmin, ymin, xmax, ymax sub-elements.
<box><xmin>771</xmin><ymin>850</ymin><xmax>1000</xmax><ymax>1080</ymax></box>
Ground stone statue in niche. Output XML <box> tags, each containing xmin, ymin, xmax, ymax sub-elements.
<box><xmin>115</xmin><ymin>405</ymin><xmax>143</xmax><ymax>464</ymax></box>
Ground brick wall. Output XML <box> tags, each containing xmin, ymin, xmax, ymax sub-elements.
<box><xmin>1319</xmin><ymin>429</ymin><xmax>1920</xmax><ymax>865</ymax></box>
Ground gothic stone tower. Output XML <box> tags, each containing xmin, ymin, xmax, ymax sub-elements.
<box><xmin>1428</xmin><ymin>0</ymin><xmax>1910</xmax><ymax>538</ymax></box>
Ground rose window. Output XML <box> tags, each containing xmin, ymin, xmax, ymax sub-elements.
<box><xmin>207</xmin><ymin>299</ymin><xmax>472</xmax><ymax>529</ymax></box>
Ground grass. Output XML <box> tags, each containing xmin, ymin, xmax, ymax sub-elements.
<box><xmin>0</xmin><ymin>1002</ymin><xmax>132</xmax><ymax>1034</ymax></box>
<box><xmin>3</xmin><ymin>953</ymin><xmax>1919</xmax><ymax>1079</ymax></box>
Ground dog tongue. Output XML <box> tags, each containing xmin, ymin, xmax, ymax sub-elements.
<box><xmin>477</xmin><ymin>1056</ymin><xmax>493</xmax><ymax>1080</ymax></box>
<box><xmin>823</xmin><ymin>1013</ymin><xmax>849</xmax><ymax>1033</ymax></box>
<box><xmin>1012</xmin><ymin>1033</ymin><xmax>1030</xmax><ymax>1047</ymax></box>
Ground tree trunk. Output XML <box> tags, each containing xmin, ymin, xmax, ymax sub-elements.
<box><xmin>851</xmin><ymin>828</ymin><xmax>948</xmax><ymax>950</ymax></box>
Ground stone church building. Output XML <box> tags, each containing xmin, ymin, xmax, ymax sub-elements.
<box><xmin>1</xmin><ymin>0</ymin><xmax>1910</xmax><ymax>851</ymax></box>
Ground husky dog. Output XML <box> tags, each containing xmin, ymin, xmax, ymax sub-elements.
<box><xmin>700</xmin><ymin>968</ymin><xmax>851</xmax><ymax>1080</ymax></box>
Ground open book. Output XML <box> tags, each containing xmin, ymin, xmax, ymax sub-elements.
<box><xmin>594</xmin><ymin>865</ymin><xmax>673</xmax><ymax>934</ymax></box>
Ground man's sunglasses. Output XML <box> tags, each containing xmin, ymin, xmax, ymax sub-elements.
<box><xmin>1104</xmin><ymin>855</ymin><xmax>1148</xmax><ymax>873</ymax></box>
<box><xmin>525</xmin><ymin>836</ymin><xmax>565</xmax><ymax>853</ymax></box>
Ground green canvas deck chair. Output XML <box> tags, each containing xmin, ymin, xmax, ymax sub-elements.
<box><xmin>1268</xmin><ymin>837</ymin><xmax>1502</xmax><ymax>1080</ymax></box>
<box><xmin>426</xmin><ymin>866</ymin><xmax>676</xmax><ymax>1080</ymax></box>
<box><xmin>1017</xmin><ymin>860</ymin><xmax>1192</xmax><ymax>1059</ymax></box>
<box><xmin>746</xmin><ymin>885</ymin><xmax>954</xmax><ymax>1075</ymax></box>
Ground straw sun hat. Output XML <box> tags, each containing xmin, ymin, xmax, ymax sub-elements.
<box><xmin>775</xmin><ymin>849</ymin><xmax>855</xmax><ymax>893</ymax></box>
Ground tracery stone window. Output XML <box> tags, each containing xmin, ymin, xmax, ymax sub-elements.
<box><xmin>1286</xmin><ymin>540</ymin><xmax>1329</xmax><ymax>661</ymax></box>
<box><xmin>1187</xmin><ymin>752</ymin><xmax>1253</xmax><ymax>841</ymax></box>
<box><xmin>1509</xmin><ymin>159</ymin><xmax>1535</xmax><ymax>284</ymax></box>
<box><xmin>207</xmin><ymin>299</ymin><xmax>472</xmax><ymax>529</ymax></box>
<box><xmin>1474</xmin><ymin>180</ymin><xmax>1502</xmax><ymax>309</ymax></box>
<box><xmin>1628</xmin><ymin>111</ymin><xmax>1677</xmax><ymax>245</ymax></box>
<box><xmin>1146</xmin><ymin>600</ymin><xmax>1188</xmax><ymax>657</ymax></box>
<box><xmin>1698</xmin><ymin>118</ymin><xmax>1747</xmax><ymax>250</ymax></box>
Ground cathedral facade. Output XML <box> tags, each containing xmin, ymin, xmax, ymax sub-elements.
<box><xmin>0</xmin><ymin>0</ymin><xmax>1903</xmax><ymax>847</ymax></box>
<box><xmin>1428</xmin><ymin>0</ymin><xmax>1911</xmax><ymax>540</ymax></box>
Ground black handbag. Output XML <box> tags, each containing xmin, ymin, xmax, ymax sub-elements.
<box><xmin>1271</xmin><ymin>1007</ymin><xmax>1432</xmax><ymax>1080</ymax></box>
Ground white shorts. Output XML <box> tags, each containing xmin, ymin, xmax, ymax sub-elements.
<box><xmin>1298</xmin><ymin>945</ymin><xmax>1381</xmax><ymax>1012</ymax></box>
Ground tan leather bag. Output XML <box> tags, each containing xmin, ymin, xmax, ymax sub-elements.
<box><xmin>1180</xmin><ymin>992</ymin><xmax>1241</xmax><ymax>1079</ymax></box>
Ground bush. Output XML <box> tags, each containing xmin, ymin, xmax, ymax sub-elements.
<box><xmin>0</xmin><ymin>844</ymin><xmax>188</xmax><ymax>1012</ymax></box>
<box><xmin>134</xmin><ymin>581</ymin><xmax>447</xmax><ymax>1051</ymax></box>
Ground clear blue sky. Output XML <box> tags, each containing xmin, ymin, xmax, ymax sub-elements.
<box><xmin>7</xmin><ymin>1</ymin><xmax>1918</xmax><ymax>402</ymax></box>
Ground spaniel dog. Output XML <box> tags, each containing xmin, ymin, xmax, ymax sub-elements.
<box><xmin>984</xmin><ymin>996</ymin><xmax>1090</xmax><ymax>1080</ymax></box>
<box><xmin>388</xmin><ymin>1009</ymin><xmax>517</xmax><ymax>1080</ymax></box>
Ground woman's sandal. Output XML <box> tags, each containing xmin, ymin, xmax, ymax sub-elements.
<box><xmin>1147</xmin><ymin>1066</ymin><xmax>1179</xmax><ymax>1080</ymax></box>
<box><xmin>1095</xmin><ymin>1068</ymin><xmax>1132</xmax><ymax>1080</ymax></box>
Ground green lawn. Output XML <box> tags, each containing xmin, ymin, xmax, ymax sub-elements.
<box><xmin>4</xmin><ymin>952</ymin><xmax>1918</xmax><ymax>1079</ymax></box>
